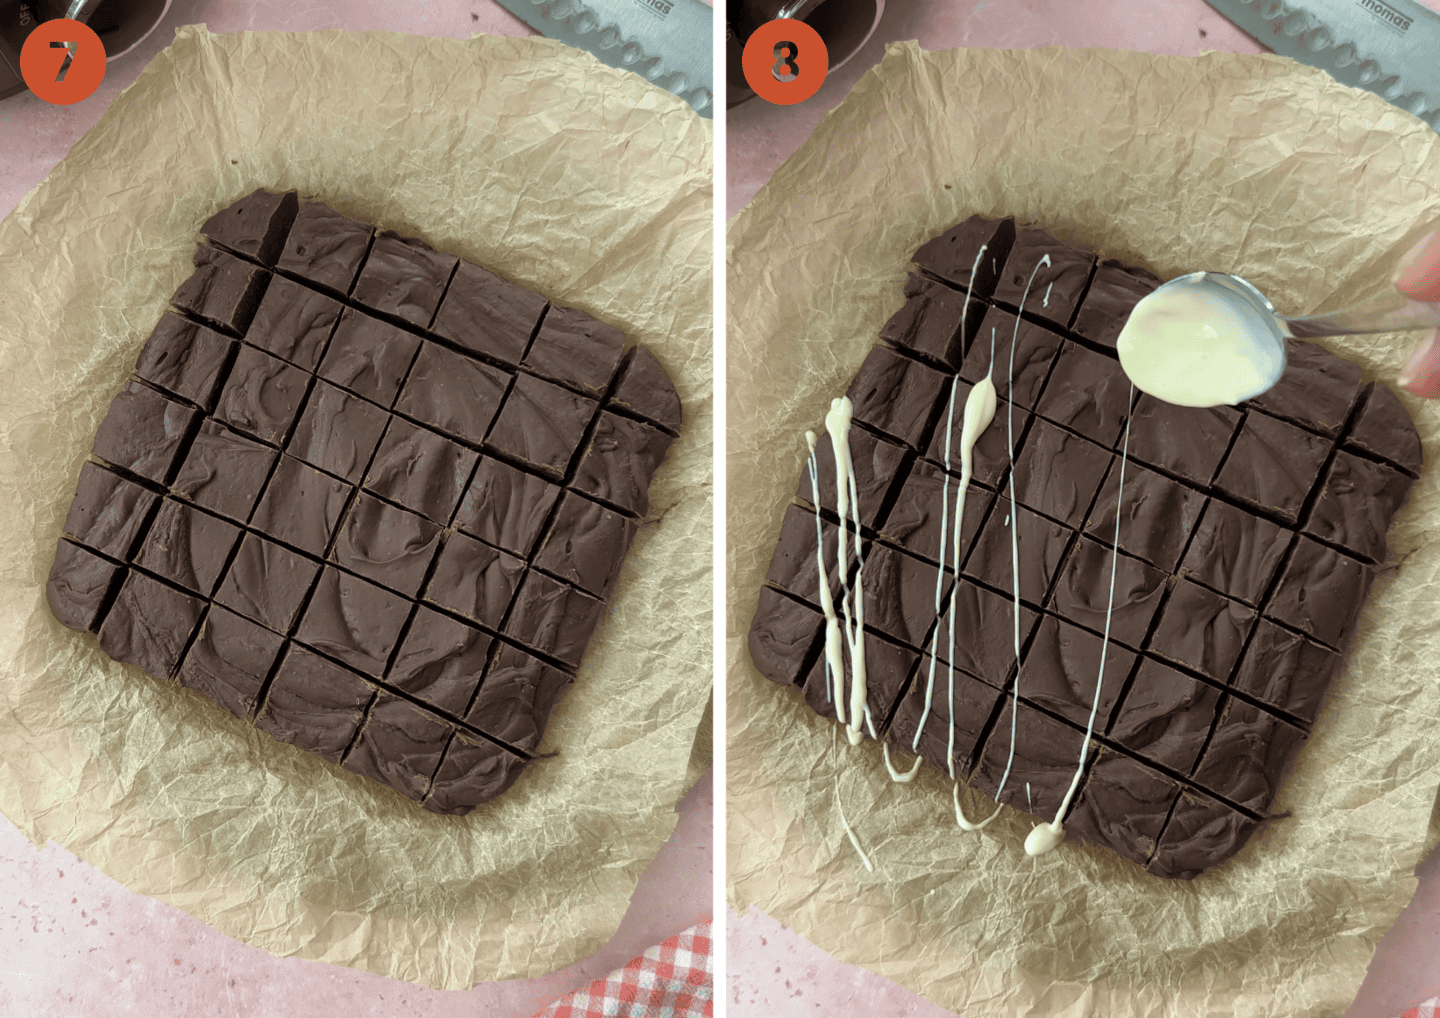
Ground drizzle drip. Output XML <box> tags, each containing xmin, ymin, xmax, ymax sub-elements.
<box><xmin>836</xmin><ymin>780</ymin><xmax>874</xmax><ymax>871</ymax></box>
<box><xmin>953</xmin><ymin>254</ymin><xmax>1052</xmax><ymax>832</ymax></box>
<box><xmin>1026</xmin><ymin>383</ymin><xmax>1135</xmax><ymax>856</ymax></box>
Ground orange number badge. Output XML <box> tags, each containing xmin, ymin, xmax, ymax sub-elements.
<box><xmin>741</xmin><ymin>19</ymin><xmax>828</xmax><ymax>106</ymax></box>
<box><xmin>20</xmin><ymin>18</ymin><xmax>105</xmax><ymax>105</ymax></box>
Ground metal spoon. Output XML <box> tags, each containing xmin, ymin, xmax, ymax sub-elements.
<box><xmin>1121</xmin><ymin>270</ymin><xmax>1440</xmax><ymax>405</ymax></box>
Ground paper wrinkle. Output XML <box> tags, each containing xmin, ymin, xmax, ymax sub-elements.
<box><xmin>0</xmin><ymin>26</ymin><xmax>711</xmax><ymax>990</ymax></box>
<box><xmin>727</xmin><ymin>42</ymin><xmax>1440</xmax><ymax>1018</ymax></box>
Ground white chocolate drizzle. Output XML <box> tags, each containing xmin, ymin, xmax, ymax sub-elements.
<box><xmin>1026</xmin><ymin>384</ymin><xmax>1135</xmax><ymax>856</ymax></box>
<box><xmin>953</xmin><ymin>254</ymin><xmax>1051</xmax><ymax>832</ymax></box>
<box><xmin>836</xmin><ymin>781</ymin><xmax>874</xmax><ymax>871</ymax></box>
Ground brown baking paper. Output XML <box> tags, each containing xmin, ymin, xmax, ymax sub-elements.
<box><xmin>0</xmin><ymin>25</ymin><xmax>711</xmax><ymax>990</ymax></box>
<box><xmin>728</xmin><ymin>42</ymin><xmax>1440</xmax><ymax>1017</ymax></box>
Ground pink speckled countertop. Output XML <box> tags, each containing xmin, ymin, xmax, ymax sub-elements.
<box><xmin>728</xmin><ymin>2</ymin><xmax>1440</xmax><ymax>1017</ymax></box>
<box><xmin>0</xmin><ymin>2</ymin><xmax>712</xmax><ymax>1014</ymax></box>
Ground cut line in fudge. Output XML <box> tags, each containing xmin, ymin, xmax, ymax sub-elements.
<box><xmin>47</xmin><ymin>188</ymin><xmax>681</xmax><ymax>816</ymax></box>
<box><xmin>751</xmin><ymin>214</ymin><xmax>1419</xmax><ymax>878</ymax></box>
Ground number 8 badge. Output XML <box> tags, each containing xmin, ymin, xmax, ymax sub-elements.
<box><xmin>742</xmin><ymin>19</ymin><xmax>828</xmax><ymax>106</ymax></box>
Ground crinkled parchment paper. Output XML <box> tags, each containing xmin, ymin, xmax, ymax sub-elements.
<box><xmin>728</xmin><ymin>42</ymin><xmax>1440</xmax><ymax>1018</ymax></box>
<box><xmin>0</xmin><ymin>25</ymin><xmax>711</xmax><ymax>990</ymax></box>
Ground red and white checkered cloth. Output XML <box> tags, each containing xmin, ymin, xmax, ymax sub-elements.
<box><xmin>1401</xmin><ymin>997</ymin><xmax>1440</xmax><ymax>1018</ymax></box>
<box><xmin>532</xmin><ymin>920</ymin><xmax>713</xmax><ymax>1018</ymax></box>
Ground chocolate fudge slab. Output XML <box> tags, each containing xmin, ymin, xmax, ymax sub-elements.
<box><xmin>246</xmin><ymin>274</ymin><xmax>344</xmax><ymax>371</ymax></box>
<box><xmin>1192</xmin><ymin>698</ymin><xmax>1307</xmax><ymax>813</ymax></box>
<box><xmin>171</xmin><ymin>245</ymin><xmax>271</xmax><ymax>335</ymax></box>
<box><xmin>134</xmin><ymin>313</ymin><xmax>233</xmax><ymax>409</ymax></box>
<box><xmin>200</xmin><ymin>188</ymin><xmax>299</xmax><ymax>266</ymax></box>
<box><xmin>1266</xmin><ymin>537</ymin><xmax>1373</xmax><ymax>650</ymax></box>
<box><xmin>1230</xmin><ymin>620</ymin><xmax>1343</xmax><ymax>725</ymax></box>
<box><xmin>342</xmin><ymin>693</ymin><xmax>453</xmax><ymax>800</ymax></box>
<box><xmin>533</xmin><ymin>491</ymin><xmax>638</xmax><ymax>599</ymax></box>
<box><xmin>294</xmin><ymin>566</ymin><xmax>409</xmax><ymax>677</ymax></box>
<box><xmin>1019</xmin><ymin>615</ymin><xmax>1137</xmax><ymax>729</ymax></box>
<box><xmin>432</xmin><ymin>259</ymin><xmax>548</xmax><ymax>366</ymax></box>
<box><xmin>288</xmin><ymin>380</ymin><xmax>390</xmax><ymax>484</ymax></box>
<box><xmin>1148</xmin><ymin>789</ymin><xmax>1263</xmax><ymax>880</ymax></box>
<box><xmin>1213</xmin><ymin>412</ymin><xmax>1330</xmax><ymax>524</ymax></box>
<box><xmin>331</xmin><ymin>492</ymin><xmax>442</xmax><ymax>597</ymax></box>
<box><xmin>1009</xmin><ymin>417</ymin><xmax>1112</xmax><ymax>529</ymax></box>
<box><xmin>365</xmin><ymin>416</ymin><xmax>478</xmax><ymax>526</ymax></box>
<box><xmin>47</xmin><ymin>541</ymin><xmax>120</xmax><ymax>633</ymax></box>
<box><xmin>1305</xmin><ymin>450</ymin><xmax>1413</xmax><ymax>562</ymax></box>
<box><xmin>749</xmin><ymin>216</ymin><xmax>1423</xmax><ymax>879</ymax></box>
<box><xmin>925</xmin><ymin>386</ymin><xmax>1024</xmax><ymax>490</ymax></box>
<box><xmin>176</xmin><ymin>606</ymin><xmax>285</xmax><ymax>721</ymax></box>
<box><xmin>971</xmin><ymin>698</ymin><xmax>1090</xmax><ymax>817</ymax></box>
<box><xmin>1034</xmin><ymin>341</ymin><xmax>1134</xmax><ymax>447</ymax></box>
<box><xmin>887</xmin><ymin>654</ymin><xmax>1004</xmax><ymax>777</ymax></box>
<box><xmin>134</xmin><ymin>498</ymin><xmax>242</xmax><ymax>596</ymax></box>
<box><xmin>504</xmin><ymin>571</ymin><xmax>604</xmax><ymax>669</ymax></box>
<box><xmin>1084</xmin><ymin>459</ymin><xmax>1205</xmax><ymax>573</ymax></box>
<box><xmin>1108</xmin><ymin>657</ymin><xmax>1221</xmax><ymax>774</ymax></box>
<box><xmin>801</xmin><ymin>630</ymin><xmax>916</xmax><ymax>733</ymax></box>
<box><xmin>573</xmin><ymin>411</ymin><xmax>674</xmax><ymax>517</ymax></box>
<box><xmin>524</xmin><ymin>306</ymin><xmax>627</xmax><ymax>399</ymax></box>
<box><xmin>466</xmin><ymin>642</ymin><xmax>572</xmax><ymax>752</ymax></box>
<box><xmin>748</xmin><ymin>587</ymin><xmax>825</xmax><ymax>687</ymax></box>
<box><xmin>351</xmin><ymin>231</ymin><xmax>458</xmax><ymax>328</ymax></box>
<box><xmin>62</xmin><ymin>462</ymin><xmax>157</xmax><ymax>560</ymax></box>
<box><xmin>275</xmin><ymin>201</ymin><xmax>373</xmax><ymax>296</ymax></box>
<box><xmin>52</xmin><ymin>194</ymin><xmax>671</xmax><ymax>816</ymax></box>
<box><xmin>798</xmin><ymin>424</ymin><xmax>908</xmax><ymax>531</ymax></box>
<box><xmin>1347</xmin><ymin>383</ymin><xmax>1423</xmax><ymax>475</ymax></box>
<box><xmin>1048</xmin><ymin>538</ymin><xmax>1166</xmax><ymax>649</ymax></box>
<box><xmin>1125</xmin><ymin>396</ymin><xmax>1241</xmax><ymax>486</ymax></box>
<box><xmin>879</xmin><ymin>273</ymin><xmax>974</xmax><ymax>369</ymax></box>
<box><xmin>610</xmin><ymin>346</ymin><xmax>681</xmax><ymax>432</ymax></box>
<box><xmin>254</xmin><ymin>645</ymin><xmax>374</xmax><ymax>763</ymax></box>
<box><xmin>487</xmin><ymin>372</ymin><xmax>598</xmax><ymax>478</ymax></box>
<box><xmin>763</xmin><ymin>504</ymin><xmax>847</xmax><ymax>609</ymax></box>
<box><xmin>911</xmin><ymin>214</ymin><xmax>1016</xmax><ymax>297</ymax></box>
<box><xmin>880</xmin><ymin>459</ymin><xmax>993</xmax><ymax>568</ymax></box>
<box><xmin>250</xmin><ymin>455</ymin><xmax>349</xmax><ymax>558</ymax></box>
<box><xmin>97</xmin><ymin>571</ymin><xmax>204</xmax><ymax>680</ymax></box>
<box><xmin>424</xmin><ymin>731</ymin><xmax>528</xmax><ymax>815</ymax></box>
<box><xmin>319</xmin><ymin>307</ymin><xmax>421</xmax><ymax>406</ymax></box>
<box><xmin>1071</xmin><ymin>258</ymin><xmax>1161</xmax><ymax>349</ymax></box>
<box><xmin>959</xmin><ymin>305</ymin><xmax>1064</xmax><ymax>411</ymax></box>
<box><xmin>845</xmin><ymin>346</ymin><xmax>947</xmax><ymax>450</ymax></box>
<box><xmin>388</xmin><ymin>605</ymin><xmax>493</xmax><ymax>717</ymax></box>
<box><xmin>1246</xmin><ymin>339</ymin><xmax>1362</xmax><ymax>436</ymax></box>
<box><xmin>424</xmin><ymin>532</ymin><xmax>525</xmax><ymax>631</ymax></box>
<box><xmin>214</xmin><ymin>533</ymin><xmax>320</xmax><ymax>635</ymax></box>
<box><xmin>1180</xmin><ymin>500</ymin><xmax>1288</xmax><ymax>606</ymax></box>
<box><xmin>1149</xmin><ymin>579</ymin><xmax>1256</xmax><ymax>683</ymax></box>
<box><xmin>454</xmin><ymin>456</ymin><xmax>561</xmax><ymax>557</ymax></box>
<box><xmin>1064</xmin><ymin>748</ymin><xmax>1179</xmax><ymax>868</ymax></box>
<box><xmin>936</xmin><ymin>579</ymin><xmax>1039</xmax><ymax>688</ymax></box>
<box><xmin>861</xmin><ymin>543</ymin><xmax>952</xmax><ymax>651</ymax></box>
<box><xmin>395</xmin><ymin>341</ymin><xmax>510</xmax><ymax>447</ymax></box>
<box><xmin>963</xmin><ymin>501</ymin><xmax>1072</xmax><ymax>604</ymax></box>
<box><xmin>991</xmin><ymin>227</ymin><xmax>1095</xmax><ymax>330</ymax></box>
<box><xmin>92</xmin><ymin>381</ymin><xmax>197</xmax><ymax>486</ymax></box>
<box><xmin>212</xmin><ymin>345</ymin><xmax>309</xmax><ymax>446</ymax></box>
<box><xmin>171</xmin><ymin>419</ymin><xmax>276</xmax><ymax>522</ymax></box>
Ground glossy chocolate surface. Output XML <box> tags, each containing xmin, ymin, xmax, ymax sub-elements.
<box><xmin>49</xmin><ymin>192</ymin><xmax>679</xmax><ymax>815</ymax></box>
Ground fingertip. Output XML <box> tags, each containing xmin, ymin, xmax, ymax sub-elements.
<box><xmin>1399</xmin><ymin>329</ymin><xmax>1440</xmax><ymax>398</ymax></box>
<box><xmin>1393</xmin><ymin>226</ymin><xmax>1440</xmax><ymax>301</ymax></box>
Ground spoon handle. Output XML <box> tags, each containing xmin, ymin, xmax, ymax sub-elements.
<box><xmin>1281</xmin><ymin>290</ymin><xmax>1440</xmax><ymax>339</ymax></box>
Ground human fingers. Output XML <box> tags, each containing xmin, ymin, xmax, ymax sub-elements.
<box><xmin>1393</xmin><ymin>226</ymin><xmax>1440</xmax><ymax>301</ymax></box>
<box><xmin>1398</xmin><ymin>328</ymin><xmax>1440</xmax><ymax>398</ymax></box>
